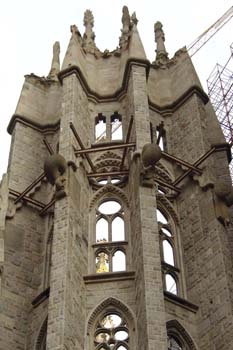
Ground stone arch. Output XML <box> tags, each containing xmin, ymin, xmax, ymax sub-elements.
<box><xmin>35</xmin><ymin>317</ymin><xmax>48</xmax><ymax>350</ymax></box>
<box><xmin>89</xmin><ymin>184</ymin><xmax>129</xmax><ymax>210</ymax></box>
<box><xmin>156</xmin><ymin>193</ymin><xmax>179</xmax><ymax>225</ymax></box>
<box><xmin>166</xmin><ymin>319</ymin><xmax>197</xmax><ymax>350</ymax></box>
<box><xmin>86</xmin><ymin>297</ymin><xmax>135</xmax><ymax>335</ymax></box>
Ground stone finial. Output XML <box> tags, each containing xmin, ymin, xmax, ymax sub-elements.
<box><xmin>154</xmin><ymin>21</ymin><xmax>168</xmax><ymax>63</ymax></box>
<box><xmin>82</xmin><ymin>9</ymin><xmax>97</xmax><ymax>54</ymax></box>
<box><xmin>131</xmin><ymin>12</ymin><xmax>138</xmax><ymax>26</ymax></box>
<box><xmin>47</xmin><ymin>41</ymin><xmax>60</xmax><ymax>80</ymax></box>
<box><xmin>119</xmin><ymin>6</ymin><xmax>131</xmax><ymax>49</ymax></box>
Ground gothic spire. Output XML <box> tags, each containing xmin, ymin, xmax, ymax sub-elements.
<box><xmin>154</xmin><ymin>21</ymin><xmax>168</xmax><ymax>63</ymax></box>
<box><xmin>128</xmin><ymin>11</ymin><xmax>147</xmax><ymax>60</ymax></box>
<box><xmin>47</xmin><ymin>41</ymin><xmax>60</xmax><ymax>80</ymax></box>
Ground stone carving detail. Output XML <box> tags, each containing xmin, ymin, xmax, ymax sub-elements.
<box><xmin>95</xmin><ymin>151</ymin><xmax>122</xmax><ymax>162</ymax></box>
<box><xmin>44</xmin><ymin>154</ymin><xmax>68</xmax><ymax>199</ymax></box>
<box><xmin>87</xmin><ymin>297</ymin><xmax>135</xmax><ymax>334</ymax></box>
<box><xmin>6</xmin><ymin>199</ymin><xmax>23</xmax><ymax>219</ymax></box>
<box><xmin>154</xmin><ymin>21</ymin><xmax>168</xmax><ymax>64</ymax></box>
<box><xmin>156</xmin><ymin>193</ymin><xmax>179</xmax><ymax>225</ymax></box>
<box><xmin>119</xmin><ymin>6</ymin><xmax>131</xmax><ymax>49</ymax></box>
<box><xmin>89</xmin><ymin>184</ymin><xmax>129</xmax><ymax>210</ymax></box>
<box><xmin>82</xmin><ymin>10</ymin><xmax>99</xmax><ymax>55</ymax></box>
<box><xmin>47</xmin><ymin>41</ymin><xmax>60</xmax><ymax>80</ymax></box>
<box><xmin>140</xmin><ymin>143</ymin><xmax>162</xmax><ymax>187</ymax></box>
<box><xmin>166</xmin><ymin>320</ymin><xmax>197</xmax><ymax>350</ymax></box>
<box><xmin>131</xmin><ymin>12</ymin><xmax>138</xmax><ymax>26</ymax></box>
<box><xmin>70</xmin><ymin>24</ymin><xmax>82</xmax><ymax>43</ymax></box>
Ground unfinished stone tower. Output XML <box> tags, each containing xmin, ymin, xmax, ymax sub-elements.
<box><xmin>1</xmin><ymin>6</ymin><xmax>233</xmax><ymax>350</ymax></box>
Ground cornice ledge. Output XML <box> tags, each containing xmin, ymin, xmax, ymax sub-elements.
<box><xmin>7</xmin><ymin>114</ymin><xmax>60</xmax><ymax>135</ymax></box>
<box><xmin>164</xmin><ymin>291</ymin><xmax>199</xmax><ymax>313</ymax></box>
<box><xmin>149</xmin><ymin>85</ymin><xmax>209</xmax><ymax>115</ymax></box>
<box><xmin>84</xmin><ymin>271</ymin><xmax>135</xmax><ymax>283</ymax></box>
<box><xmin>58</xmin><ymin>58</ymin><xmax>150</xmax><ymax>103</ymax></box>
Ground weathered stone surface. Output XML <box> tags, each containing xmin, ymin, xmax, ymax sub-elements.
<box><xmin>1</xmin><ymin>6</ymin><xmax>233</xmax><ymax>350</ymax></box>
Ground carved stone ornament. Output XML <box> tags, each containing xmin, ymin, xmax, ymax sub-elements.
<box><xmin>6</xmin><ymin>199</ymin><xmax>22</xmax><ymax>219</ymax></box>
<box><xmin>140</xmin><ymin>143</ymin><xmax>162</xmax><ymax>187</ymax></box>
<box><xmin>47</xmin><ymin>41</ymin><xmax>60</xmax><ymax>80</ymax></box>
<box><xmin>82</xmin><ymin>9</ymin><xmax>99</xmax><ymax>55</ymax></box>
<box><xmin>119</xmin><ymin>6</ymin><xmax>131</xmax><ymax>49</ymax></box>
<box><xmin>44</xmin><ymin>154</ymin><xmax>68</xmax><ymax>199</ymax></box>
<box><xmin>153</xmin><ymin>21</ymin><xmax>168</xmax><ymax>64</ymax></box>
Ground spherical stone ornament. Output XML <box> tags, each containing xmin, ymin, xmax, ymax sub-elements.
<box><xmin>142</xmin><ymin>143</ymin><xmax>162</xmax><ymax>167</ymax></box>
<box><xmin>44</xmin><ymin>154</ymin><xmax>67</xmax><ymax>186</ymax></box>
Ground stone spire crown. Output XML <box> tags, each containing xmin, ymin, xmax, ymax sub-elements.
<box><xmin>47</xmin><ymin>41</ymin><xmax>60</xmax><ymax>80</ymax></box>
<box><xmin>154</xmin><ymin>21</ymin><xmax>168</xmax><ymax>63</ymax></box>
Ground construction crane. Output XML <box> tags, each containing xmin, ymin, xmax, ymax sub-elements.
<box><xmin>187</xmin><ymin>6</ymin><xmax>233</xmax><ymax>57</ymax></box>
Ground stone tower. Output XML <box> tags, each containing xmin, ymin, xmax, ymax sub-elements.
<box><xmin>1</xmin><ymin>6</ymin><xmax>233</xmax><ymax>350</ymax></box>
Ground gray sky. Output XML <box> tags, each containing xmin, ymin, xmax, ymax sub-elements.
<box><xmin>0</xmin><ymin>0</ymin><xmax>232</xmax><ymax>179</ymax></box>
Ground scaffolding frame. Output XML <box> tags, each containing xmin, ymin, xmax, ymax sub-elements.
<box><xmin>207</xmin><ymin>43</ymin><xmax>233</xmax><ymax>175</ymax></box>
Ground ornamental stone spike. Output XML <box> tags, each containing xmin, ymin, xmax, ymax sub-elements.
<box><xmin>119</xmin><ymin>6</ymin><xmax>131</xmax><ymax>49</ymax></box>
<box><xmin>47</xmin><ymin>41</ymin><xmax>60</xmax><ymax>80</ymax></box>
<box><xmin>83</xmin><ymin>9</ymin><xmax>97</xmax><ymax>53</ymax></box>
<box><xmin>154</xmin><ymin>21</ymin><xmax>168</xmax><ymax>62</ymax></box>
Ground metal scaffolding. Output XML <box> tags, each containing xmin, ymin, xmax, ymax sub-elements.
<box><xmin>207</xmin><ymin>43</ymin><xmax>233</xmax><ymax>175</ymax></box>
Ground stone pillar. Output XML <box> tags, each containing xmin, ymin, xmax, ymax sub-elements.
<box><xmin>127</xmin><ymin>65</ymin><xmax>167</xmax><ymax>350</ymax></box>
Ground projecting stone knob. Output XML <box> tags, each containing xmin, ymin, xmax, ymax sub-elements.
<box><xmin>44</xmin><ymin>154</ymin><xmax>67</xmax><ymax>197</ymax></box>
<box><xmin>141</xmin><ymin>143</ymin><xmax>162</xmax><ymax>168</ymax></box>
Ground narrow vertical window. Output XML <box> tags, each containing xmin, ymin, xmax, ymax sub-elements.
<box><xmin>112</xmin><ymin>216</ymin><xmax>125</xmax><ymax>241</ymax></box>
<box><xmin>112</xmin><ymin>251</ymin><xmax>126</xmax><ymax>272</ymax></box>
<box><xmin>163</xmin><ymin>240</ymin><xmax>175</xmax><ymax>266</ymax></box>
<box><xmin>111</xmin><ymin>112</ymin><xmax>122</xmax><ymax>140</ymax></box>
<box><xmin>94</xmin><ymin>199</ymin><xmax>127</xmax><ymax>273</ymax></box>
<box><xmin>95</xmin><ymin>114</ymin><xmax>106</xmax><ymax>142</ymax></box>
<box><xmin>96</xmin><ymin>218</ymin><xmax>108</xmax><ymax>242</ymax></box>
<box><xmin>165</xmin><ymin>274</ymin><xmax>177</xmax><ymax>295</ymax></box>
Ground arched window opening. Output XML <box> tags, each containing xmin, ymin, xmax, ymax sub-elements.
<box><xmin>156</xmin><ymin>122</ymin><xmax>166</xmax><ymax>151</ymax></box>
<box><xmin>163</xmin><ymin>240</ymin><xmax>175</xmax><ymax>266</ymax></box>
<box><xmin>94</xmin><ymin>312</ymin><xmax>129</xmax><ymax>350</ymax></box>
<box><xmin>36</xmin><ymin>318</ymin><xmax>48</xmax><ymax>350</ymax></box>
<box><xmin>167</xmin><ymin>335</ymin><xmax>183</xmax><ymax>350</ymax></box>
<box><xmin>96</xmin><ymin>218</ymin><xmax>108</xmax><ymax>242</ymax></box>
<box><xmin>111</xmin><ymin>112</ymin><xmax>122</xmax><ymax>141</ymax></box>
<box><xmin>165</xmin><ymin>274</ymin><xmax>177</xmax><ymax>295</ymax></box>
<box><xmin>96</xmin><ymin>252</ymin><xmax>109</xmax><ymax>273</ymax></box>
<box><xmin>157</xmin><ymin>204</ymin><xmax>181</xmax><ymax>296</ymax></box>
<box><xmin>161</xmin><ymin>227</ymin><xmax>172</xmax><ymax>237</ymax></box>
<box><xmin>94</xmin><ymin>199</ymin><xmax>127</xmax><ymax>274</ymax></box>
<box><xmin>95</xmin><ymin>114</ymin><xmax>107</xmax><ymax>142</ymax></box>
<box><xmin>112</xmin><ymin>216</ymin><xmax>125</xmax><ymax>241</ymax></box>
<box><xmin>156</xmin><ymin>209</ymin><xmax>168</xmax><ymax>225</ymax></box>
<box><xmin>112</xmin><ymin>251</ymin><xmax>126</xmax><ymax>272</ymax></box>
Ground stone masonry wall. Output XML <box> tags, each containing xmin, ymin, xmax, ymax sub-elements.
<box><xmin>127</xmin><ymin>65</ymin><xmax>168</xmax><ymax>350</ymax></box>
<box><xmin>169</xmin><ymin>95</ymin><xmax>233</xmax><ymax>349</ymax></box>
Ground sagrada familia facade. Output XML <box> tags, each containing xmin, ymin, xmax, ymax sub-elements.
<box><xmin>1</xmin><ymin>6</ymin><xmax>233</xmax><ymax>350</ymax></box>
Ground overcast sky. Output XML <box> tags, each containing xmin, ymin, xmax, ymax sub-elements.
<box><xmin>0</xmin><ymin>0</ymin><xmax>232</xmax><ymax>179</ymax></box>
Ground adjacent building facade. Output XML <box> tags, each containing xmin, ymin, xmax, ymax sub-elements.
<box><xmin>1</xmin><ymin>6</ymin><xmax>233</xmax><ymax>350</ymax></box>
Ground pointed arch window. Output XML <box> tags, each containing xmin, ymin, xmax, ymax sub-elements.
<box><xmin>156</xmin><ymin>208</ymin><xmax>180</xmax><ymax>296</ymax></box>
<box><xmin>94</xmin><ymin>199</ymin><xmax>127</xmax><ymax>273</ymax></box>
<box><xmin>94</xmin><ymin>312</ymin><xmax>129</xmax><ymax>350</ymax></box>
